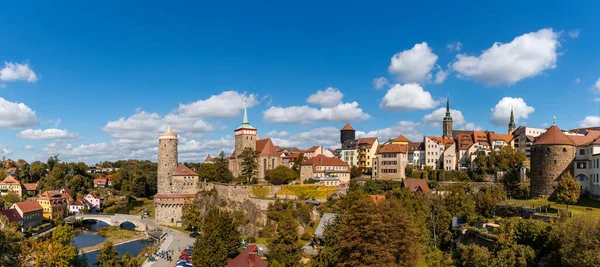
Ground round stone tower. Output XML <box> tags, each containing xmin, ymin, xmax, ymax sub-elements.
<box><xmin>158</xmin><ymin>124</ymin><xmax>178</xmax><ymax>194</ymax></box>
<box><xmin>340</xmin><ymin>123</ymin><xmax>355</xmax><ymax>145</ymax></box>
<box><xmin>530</xmin><ymin>125</ymin><xmax>575</xmax><ymax>198</ymax></box>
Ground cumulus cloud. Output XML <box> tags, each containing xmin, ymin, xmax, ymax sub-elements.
<box><xmin>372</xmin><ymin>77</ymin><xmax>389</xmax><ymax>89</ymax></box>
<box><xmin>270</xmin><ymin>127</ymin><xmax>340</xmax><ymax>149</ymax></box>
<box><xmin>0</xmin><ymin>145</ymin><xmax>12</xmax><ymax>156</ymax></box>
<box><xmin>452</xmin><ymin>28</ymin><xmax>560</xmax><ymax>86</ymax></box>
<box><xmin>306</xmin><ymin>87</ymin><xmax>344</xmax><ymax>108</ymax></box>
<box><xmin>434</xmin><ymin>68</ymin><xmax>449</xmax><ymax>84</ymax></box>
<box><xmin>18</xmin><ymin>128</ymin><xmax>78</xmax><ymax>140</ymax></box>
<box><xmin>423</xmin><ymin>108</ymin><xmax>466</xmax><ymax>127</ymax></box>
<box><xmin>24</xmin><ymin>145</ymin><xmax>34</xmax><ymax>150</ymax></box>
<box><xmin>490</xmin><ymin>97</ymin><xmax>535</xmax><ymax>126</ymax></box>
<box><xmin>0</xmin><ymin>62</ymin><xmax>38</xmax><ymax>83</ymax></box>
<box><xmin>176</xmin><ymin>91</ymin><xmax>258</xmax><ymax>118</ymax></box>
<box><xmin>388</xmin><ymin>42</ymin><xmax>439</xmax><ymax>83</ymax></box>
<box><xmin>264</xmin><ymin>88</ymin><xmax>369</xmax><ymax>124</ymax></box>
<box><xmin>380</xmin><ymin>83</ymin><xmax>439</xmax><ymax>111</ymax></box>
<box><xmin>568</xmin><ymin>29</ymin><xmax>580</xmax><ymax>39</ymax></box>
<box><xmin>0</xmin><ymin>98</ymin><xmax>38</xmax><ymax>128</ymax></box>
<box><xmin>461</xmin><ymin>123</ymin><xmax>483</xmax><ymax>131</ymax></box>
<box><xmin>574</xmin><ymin>78</ymin><xmax>581</xmax><ymax>84</ymax></box>
<box><xmin>357</xmin><ymin>121</ymin><xmax>423</xmax><ymax>142</ymax></box>
<box><xmin>266</xmin><ymin>130</ymin><xmax>289</xmax><ymax>138</ymax></box>
<box><xmin>580</xmin><ymin>116</ymin><xmax>600</xmax><ymax>127</ymax></box>
<box><xmin>264</xmin><ymin>102</ymin><xmax>370</xmax><ymax>124</ymax></box>
<box><xmin>447</xmin><ymin>41</ymin><xmax>462</xmax><ymax>52</ymax></box>
<box><xmin>594</xmin><ymin>78</ymin><xmax>600</xmax><ymax>92</ymax></box>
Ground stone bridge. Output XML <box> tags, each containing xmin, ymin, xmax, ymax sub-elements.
<box><xmin>70</xmin><ymin>214</ymin><xmax>152</xmax><ymax>231</ymax></box>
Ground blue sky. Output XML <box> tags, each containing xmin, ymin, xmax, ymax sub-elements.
<box><xmin>1</xmin><ymin>0</ymin><xmax>600</xmax><ymax>163</ymax></box>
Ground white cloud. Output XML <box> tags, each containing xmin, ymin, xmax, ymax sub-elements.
<box><xmin>0</xmin><ymin>145</ymin><xmax>12</xmax><ymax>156</ymax></box>
<box><xmin>490</xmin><ymin>97</ymin><xmax>535</xmax><ymax>126</ymax></box>
<box><xmin>270</xmin><ymin>127</ymin><xmax>340</xmax><ymax>149</ymax></box>
<box><xmin>0</xmin><ymin>98</ymin><xmax>38</xmax><ymax>128</ymax></box>
<box><xmin>264</xmin><ymin>102</ymin><xmax>370</xmax><ymax>124</ymax></box>
<box><xmin>388</xmin><ymin>42</ymin><xmax>438</xmax><ymax>83</ymax></box>
<box><xmin>372</xmin><ymin>77</ymin><xmax>389</xmax><ymax>89</ymax></box>
<box><xmin>574</xmin><ymin>78</ymin><xmax>581</xmax><ymax>84</ymax></box>
<box><xmin>568</xmin><ymin>29</ymin><xmax>580</xmax><ymax>39</ymax></box>
<box><xmin>307</xmin><ymin>87</ymin><xmax>344</xmax><ymax>108</ymax></box>
<box><xmin>594</xmin><ymin>78</ymin><xmax>600</xmax><ymax>92</ymax></box>
<box><xmin>380</xmin><ymin>83</ymin><xmax>439</xmax><ymax>111</ymax></box>
<box><xmin>266</xmin><ymin>130</ymin><xmax>289</xmax><ymax>138</ymax></box>
<box><xmin>594</xmin><ymin>98</ymin><xmax>600</xmax><ymax>102</ymax></box>
<box><xmin>176</xmin><ymin>91</ymin><xmax>258</xmax><ymax>118</ymax></box>
<box><xmin>18</xmin><ymin>128</ymin><xmax>78</xmax><ymax>140</ymax></box>
<box><xmin>24</xmin><ymin>145</ymin><xmax>34</xmax><ymax>150</ymax></box>
<box><xmin>0</xmin><ymin>62</ymin><xmax>38</xmax><ymax>83</ymax></box>
<box><xmin>357</xmin><ymin>121</ymin><xmax>423</xmax><ymax>142</ymax></box>
<box><xmin>423</xmin><ymin>108</ymin><xmax>466</xmax><ymax>127</ymax></box>
<box><xmin>580</xmin><ymin>116</ymin><xmax>600</xmax><ymax>127</ymax></box>
<box><xmin>461</xmin><ymin>123</ymin><xmax>483</xmax><ymax>131</ymax></box>
<box><xmin>434</xmin><ymin>69</ymin><xmax>449</xmax><ymax>84</ymax></box>
<box><xmin>452</xmin><ymin>28</ymin><xmax>560</xmax><ymax>86</ymax></box>
<box><xmin>447</xmin><ymin>41</ymin><xmax>462</xmax><ymax>52</ymax></box>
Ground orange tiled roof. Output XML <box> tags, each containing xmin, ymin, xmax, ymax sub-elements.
<box><xmin>93</xmin><ymin>177</ymin><xmax>107</xmax><ymax>185</ymax></box>
<box><xmin>23</xmin><ymin>183</ymin><xmax>37</xmax><ymax>191</ymax></box>
<box><xmin>0</xmin><ymin>175</ymin><xmax>22</xmax><ymax>185</ymax></box>
<box><xmin>357</xmin><ymin>137</ymin><xmax>377</xmax><ymax>148</ymax></box>
<box><xmin>13</xmin><ymin>201</ymin><xmax>43</xmax><ymax>213</ymax></box>
<box><xmin>305</xmin><ymin>146</ymin><xmax>320</xmax><ymax>153</ymax></box>
<box><xmin>402</xmin><ymin>179</ymin><xmax>431</xmax><ymax>192</ymax></box>
<box><xmin>377</xmin><ymin>144</ymin><xmax>408</xmax><ymax>154</ymax></box>
<box><xmin>256</xmin><ymin>139</ymin><xmax>280</xmax><ymax>157</ymax></box>
<box><xmin>301</xmin><ymin>154</ymin><xmax>348</xmax><ymax>166</ymax></box>
<box><xmin>341</xmin><ymin>123</ymin><xmax>354</xmax><ymax>131</ymax></box>
<box><xmin>393</xmin><ymin>135</ymin><xmax>411</xmax><ymax>143</ymax></box>
<box><xmin>489</xmin><ymin>133</ymin><xmax>513</xmax><ymax>143</ymax></box>
<box><xmin>173</xmin><ymin>164</ymin><xmax>198</xmax><ymax>176</ymax></box>
<box><xmin>570</xmin><ymin>130</ymin><xmax>600</xmax><ymax>146</ymax></box>
<box><xmin>205</xmin><ymin>155</ymin><xmax>213</xmax><ymax>162</ymax></box>
<box><xmin>534</xmin><ymin>125</ymin><xmax>574</xmax><ymax>145</ymax></box>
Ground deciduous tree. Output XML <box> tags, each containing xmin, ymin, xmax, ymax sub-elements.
<box><xmin>265</xmin><ymin>166</ymin><xmax>298</xmax><ymax>185</ymax></box>
<box><xmin>268</xmin><ymin>212</ymin><xmax>302</xmax><ymax>266</ymax></box>
<box><xmin>95</xmin><ymin>241</ymin><xmax>122</xmax><ymax>267</ymax></box>
<box><xmin>192</xmin><ymin>207</ymin><xmax>241</xmax><ymax>266</ymax></box>
<box><xmin>554</xmin><ymin>172</ymin><xmax>581</xmax><ymax>209</ymax></box>
<box><xmin>181</xmin><ymin>200</ymin><xmax>202</xmax><ymax>231</ymax></box>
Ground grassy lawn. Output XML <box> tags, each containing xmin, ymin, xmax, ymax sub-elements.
<box><xmin>507</xmin><ymin>196</ymin><xmax>600</xmax><ymax>217</ymax></box>
<box><xmin>97</xmin><ymin>226</ymin><xmax>144</xmax><ymax>243</ymax></box>
<box><xmin>241</xmin><ymin>235</ymin><xmax>270</xmax><ymax>244</ymax></box>
<box><xmin>278</xmin><ymin>185</ymin><xmax>338</xmax><ymax>199</ymax></box>
<box><xmin>128</xmin><ymin>198</ymin><xmax>155</xmax><ymax>217</ymax></box>
<box><xmin>166</xmin><ymin>225</ymin><xmax>193</xmax><ymax>234</ymax></box>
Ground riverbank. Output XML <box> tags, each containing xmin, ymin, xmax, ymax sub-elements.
<box><xmin>79</xmin><ymin>234</ymin><xmax>149</xmax><ymax>254</ymax></box>
<box><xmin>78</xmin><ymin>226</ymin><xmax>146</xmax><ymax>253</ymax></box>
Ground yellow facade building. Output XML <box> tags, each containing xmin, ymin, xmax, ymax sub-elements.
<box><xmin>37</xmin><ymin>190</ymin><xmax>68</xmax><ymax>220</ymax></box>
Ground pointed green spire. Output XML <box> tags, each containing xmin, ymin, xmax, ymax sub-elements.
<box><xmin>236</xmin><ymin>100</ymin><xmax>255</xmax><ymax>130</ymax></box>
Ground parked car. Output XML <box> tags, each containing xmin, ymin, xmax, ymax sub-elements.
<box><xmin>189</xmin><ymin>232</ymin><xmax>200</xmax><ymax>238</ymax></box>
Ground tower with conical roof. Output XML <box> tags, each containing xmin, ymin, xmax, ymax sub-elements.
<box><xmin>443</xmin><ymin>98</ymin><xmax>453</xmax><ymax>138</ymax></box>
<box><xmin>158</xmin><ymin>124</ymin><xmax>178</xmax><ymax>194</ymax></box>
<box><xmin>508</xmin><ymin>108</ymin><xmax>516</xmax><ymax>135</ymax></box>
<box><xmin>340</xmin><ymin>123</ymin><xmax>356</xmax><ymax>146</ymax></box>
<box><xmin>234</xmin><ymin>103</ymin><xmax>258</xmax><ymax>158</ymax></box>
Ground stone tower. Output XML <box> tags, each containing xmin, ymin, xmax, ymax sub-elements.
<box><xmin>158</xmin><ymin>124</ymin><xmax>178</xmax><ymax>194</ymax></box>
<box><xmin>508</xmin><ymin>108</ymin><xmax>516</xmax><ymax>135</ymax></box>
<box><xmin>530</xmin><ymin>124</ymin><xmax>576</xmax><ymax>198</ymax></box>
<box><xmin>340</xmin><ymin>123</ymin><xmax>356</xmax><ymax>146</ymax></box>
<box><xmin>234</xmin><ymin>104</ymin><xmax>257</xmax><ymax>158</ymax></box>
<box><xmin>443</xmin><ymin>98</ymin><xmax>453</xmax><ymax>138</ymax></box>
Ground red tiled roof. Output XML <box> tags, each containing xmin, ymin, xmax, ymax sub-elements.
<box><xmin>402</xmin><ymin>179</ymin><xmax>431</xmax><ymax>192</ymax></box>
<box><xmin>408</xmin><ymin>142</ymin><xmax>423</xmax><ymax>151</ymax></box>
<box><xmin>569</xmin><ymin>130</ymin><xmax>600</xmax><ymax>146</ymax></box>
<box><xmin>13</xmin><ymin>201</ymin><xmax>43</xmax><ymax>213</ymax></box>
<box><xmin>38</xmin><ymin>191</ymin><xmax>68</xmax><ymax>206</ymax></box>
<box><xmin>534</xmin><ymin>125</ymin><xmax>574</xmax><ymax>146</ymax></box>
<box><xmin>489</xmin><ymin>133</ymin><xmax>513</xmax><ymax>143</ymax></box>
<box><xmin>154</xmin><ymin>194</ymin><xmax>195</xmax><ymax>199</ymax></box>
<box><xmin>377</xmin><ymin>144</ymin><xmax>408</xmax><ymax>154</ymax></box>
<box><xmin>341</xmin><ymin>123</ymin><xmax>354</xmax><ymax>131</ymax></box>
<box><xmin>393</xmin><ymin>135</ymin><xmax>411</xmax><ymax>143</ymax></box>
<box><xmin>93</xmin><ymin>177</ymin><xmax>107</xmax><ymax>184</ymax></box>
<box><xmin>205</xmin><ymin>155</ymin><xmax>213</xmax><ymax>162</ymax></box>
<box><xmin>0</xmin><ymin>175</ymin><xmax>22</xmax><ymax>185</ymax></box>
<box><xmin>301</xmin><ymin>154</ymin><xmax>348</xmax><ymax>166</ymax></box>
<box><xmin>226</xmin><ymin>244</ymin><xmax>268</xmax><ymax>267</ymax></box>
<box><xmin>173</xmin><ymin>164</ymin><xmax>198</xmax><ymax>176</ymax></box>
<box><xmin>256</xmin><ymin>139</ymin><xmax>280</xmax><ymax>157</ymax></box>
<box><xmin>23</xmin><ymin>183</ymin><xmax>37</xmax><ymax>191</ymax></box>
<box><xmin>305</xmin><ymin>146</ymin><xmax>320</xmax><ymax>153</ymax></box>
<box><xmin>0</xmin><ymin>209</ymin><xmax>22</xmax><ymax>223</ymax></box>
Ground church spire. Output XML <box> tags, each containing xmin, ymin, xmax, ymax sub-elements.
<box><xmin>443</xmin><ymin>97</ymin><xmax>453</xmax><ymax>138</ymax></box>
<box><xmin>508</xmin><ymin>108</ymin><xmax>516</xmax><ymax>135</ymax></box>
<box><xmin>236</xmin><ymin>100</ymin><xmax>256</xmax><ymax>130</ymax></box>
<box><xmin>166</xmin><ymin>123</ymin><xmax>172</xmax><ymax>134</ymax></box>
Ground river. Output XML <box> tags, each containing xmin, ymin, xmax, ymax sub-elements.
<box><xmin>73</xmin><ymin>220</ymin><xmax>154</xmax><ymax>264</ymax></box>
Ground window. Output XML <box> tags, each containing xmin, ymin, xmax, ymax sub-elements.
<box><xmin>563</xmin><ymin>148</ymin><xmax>567</xmax><ymax>152</ymax></box>
<box><xmin>554</xmin><ymin>160</ymin><xmax>557</xmax><ymax>165</ymax></box>
<box><xmin>263</xmin><ymin>159</ymin><xmax>267</xmax><ymax>174</ymax></box>
<box><xmin>580</xmin><ymin>149</ymin><xmax>586</xmax><ymax>155</ymax></box>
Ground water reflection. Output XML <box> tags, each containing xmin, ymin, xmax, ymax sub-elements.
<box><xmin>83</xmin><ymin>239</ymin><xmax>154</xmax><ymax>265</ymax></box>
<box><xmin>73</xmin><ymin>220</ymin><xmax>109</xmax><ymax>248</ymax></box>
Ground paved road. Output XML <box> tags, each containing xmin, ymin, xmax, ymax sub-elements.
<box><xmin>142</xmin><ymin>226</ymin><xmax>195</xmax><ymax>267</ymax></box>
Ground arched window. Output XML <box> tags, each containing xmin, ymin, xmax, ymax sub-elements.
<box><xmin>272</xmin><ymin>159</ymin><xmax>275</xmax><ymax>170</ymax></box>
<box><xmin>263</xmin><ymin>159</ymin><xmax>267</xmax><ymax>174</ymax></box>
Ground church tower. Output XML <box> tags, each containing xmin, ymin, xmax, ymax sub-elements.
<box><xmin>157</xmin><ymin>124</ymin><xmax>178</xmax><ymax>194</ymax></box>
<box><xmin>234</xmin><ymin>103</ymin><xmax>258</xmax><ymax>158</ymax></box>
<box><xmin>508</xmin><ymin>108</ymin><xmax>516</xmax><ymax>135</ymax></box>
<box><xmin>443</xmin><ymin>98</ymin><xmax>453</xmax><ymax>138</ymax></box>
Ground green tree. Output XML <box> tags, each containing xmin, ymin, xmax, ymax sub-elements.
<box><xmin>474</xmin><ymin>184</ymin><xmax>506</xmax><ymax>218</ymax></box>
<box><xmin>69</xmin><ymin>174</ymin><xmax>92</xmax><ymax>197</ymax></box>
<box><xmin>554</xmin><ymin>172</ymin><xmax>581</xmax><ymax>210</ymax></box>
<box><xmin>47</xmin><ymin>154</ymin><xmax>60</xmax><ymax>171</ymax></box>
<box><xmin>197</xmin><ymin>163</ymin><xmax>217</xmax><ymax>182</ymax></box>
<box><xmin>181</xmin><ymin>200</ymin><xmax>202</xmax><ymax>232</ymax></box>
<box><xmin>548</xmin><ymin>215</ymin><xmax>600</xmax><ymax>266</ymax></box>
<box><xmin>27</xmin><ymin>223</ymin><xmax>78</xmax><ymax>267</ymax></box>
<box><xmin>0</xmin><ymin>216</ymin><xmax>23</xmax><ymax>266</ymax></box>
<box><xmin>215</xmin><ymin>151</ymin><xmax>234</xmax><ymax>183</ymax></box>
<box><xmin>240</xmin><ymin>147</ymin><xmax>258</xmax><ymax>183</ymax></box>
<box><xmin>350</xmin><ymin>165</ymin><xmax>363</xmax><ymax>178</ymax></box>
<box><xmin>95</xmin><ymin>241</ymin><xmax>122</xmax><ymax>267</ymax></box>
<box><xmin>443</xmin><ymin>183</ymin><xmax>476</xmax><ymax>222</ymax></box>
<box><xmin>265</xmin><ymin>166</ymin><xmax>298</xmax><ymax>185</ymax></box>
<box><xmin>457</xmin><ymin>244</ymin><xmax>493</xmax><ymax>267</ymax></box>
<box><xmin>268</xmin><ymin>213</ymin><xmax>302</xmax><ymax>266</ymax></box>
<box><xmin>192</xmin><ymin>207</ymin><xmax>241</xmax><ymax>266</ymax></box>
<box><xmin>121</xmin><ymin>252</ymin><xmax>138</xmax><ymax>267</ymax></box>
<box><xmin>291</xmin><ymin>152</ymin><xmax>306</xmax><ymax>175</ymax></box>
<box><xmin>2</xmin><ymin>191</ymin><xmax>21</xmax><ymax>208</ymax></box>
